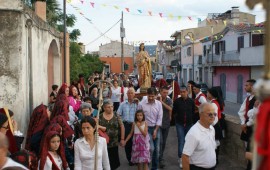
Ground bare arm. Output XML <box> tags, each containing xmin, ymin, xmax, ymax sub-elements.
<box><xmin>137</xmin><ymin>121</ymin><xmax>148</xmax><ymax>137</ymax></box>
<box><xmin>182</xmin><ymin>154</ymin><xmax>190</xmax><ymax>170</ymax></box>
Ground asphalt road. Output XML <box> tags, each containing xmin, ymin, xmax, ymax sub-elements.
<box><xmin>117</xmin><ymin>126</ymin><xmax>245</xmax><ymax>170</ymax></box>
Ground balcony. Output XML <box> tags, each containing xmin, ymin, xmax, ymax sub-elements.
<box><xmin>239</xmin><ymin>46</ymin><xmax>264</xmax><ymax>66</ymax></box>
<box><xmin>205</xmin><ymin>50</ymin><xmax>240</xmax><ymax>66</ymax></box>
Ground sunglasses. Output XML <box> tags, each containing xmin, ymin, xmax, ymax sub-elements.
<box><xmin>207</xmin><ymin>113</ymin><xmax>217</xmax><ymax>117</ymax></box>
<box><xmin>1</xmin><ymin>126</ymin><xmax>9</xmax><ymax>130</ymax></box>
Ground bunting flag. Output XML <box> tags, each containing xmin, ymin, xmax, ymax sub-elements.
<box><xmin>215</xmin><ymin>20</ymin><xmax>219</xmax><ymax>24</ymax></box>
<box><xmin>102</xmin><ymin>4</ymin><xmax>107</xmax><ymax>7</ymax></box>
<box><xmin>148</xmin><ymin>11</ymin><xmax>152</xmax><ymax>16</ymax></box>
<box><xmin>159</xmin><ymin>13</ymin><xmax>163</xmax><ymax>18</ymax></box>
<box><xmin>137</xmin><ymin>9</ymin><xmax>142</xmax><ymax>13</ymax></box>
<box><xmin>90</xmin><ymin>2</ymin><xmax>94</xmax><ymax>8</ymax></box>
<box><xmin>206</xmin><ymin>18</ymin><xmax>211</xmax><ymax>23</ymax></box>
<box><xmin>67</xmin><ymin>0</ymin><xmax>72</xmax><ymax>3</ymax></box>
<box><xmin>188</xmin><ymin>16</ymin><xmax>192</xmax><ymax>21</ymax></box>
<box><xmin>223</xmin><ymin>20</ymin><xmax>227</xmax><ymax>26</ymax></box>
<box><xmin>178</xmin><ymin>16</ymin><xmax>182</xmax><ymax>21</ymax></box>
<box><xmin>125</xmin><ymin>8</ymin><xmax>129</xmax><ymax>12</ymax></box>
<box><xmin>169</xmin><ymin>14</ymin><xmax>173</xmax><ymax>19</ymax></box>
<box><xmin>114</xmin><ymin>6</ymin><xmax>119</xmax><ymax>9</ymax></box>
<box><xmin>80</xmin><ymin>0</ymin><xmax>84</xmax><ymax>4</ymax></box>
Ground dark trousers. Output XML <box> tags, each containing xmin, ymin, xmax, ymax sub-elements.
<box><xmin>113</xmin><ymin>102</ymin><xmax>120</xmax><ymax>112</ymax></box>
<box><xmin>123</xmin><ymin>122</ymin><xmax>133</xmax><ymax>163</ymax></box>
<box><xmin>159</xmin><ymin>126</ymin><xmax>170</xmax><ymax>161</ymax></box>
<box><xmin>190</xmin><ymin>165</ymin><xmax>215</xmax><ymax>170</ymax></box>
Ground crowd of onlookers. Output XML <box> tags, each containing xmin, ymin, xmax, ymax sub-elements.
<box><xmin>0</xmin><ymin>71</ymin><xmax>259</xmax><ymax>170</ymax></box>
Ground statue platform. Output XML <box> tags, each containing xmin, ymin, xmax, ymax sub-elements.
<box><xmin>135</xmin><ymin>92</ymin><xmax>147</xmax><ymax>100</ymax></box>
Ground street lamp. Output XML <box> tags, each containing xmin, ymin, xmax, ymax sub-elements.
<box><xmin>184</xmin><ymin>32</ymin><xmax>195</xmax><ymax>81</ymax></box>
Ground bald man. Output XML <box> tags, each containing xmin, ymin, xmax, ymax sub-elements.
<box><xmin>182</xmin><ymin>103</ymin><xmax>216</xmax><ymax>170</ymax></box>
<box><xmin>0</xmin><ymin>133</ymin><xmax>28</xmax><ymax>169</ymax></box>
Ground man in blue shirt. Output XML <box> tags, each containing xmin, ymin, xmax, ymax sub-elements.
<box><xmin>117</xmin><ymin>87</ymin><xmax>138</xmax><ymax>166</ymax></box>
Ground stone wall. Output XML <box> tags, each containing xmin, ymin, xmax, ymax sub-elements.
<box><xmin>220</xmin><ymin>114</ymin><xmax>247</xmax><ymax>168</ymax></box>
<box><xmin>0</xmin><ymin>0</ymin><xmax>62</xmax><ymax>135</ymax></box>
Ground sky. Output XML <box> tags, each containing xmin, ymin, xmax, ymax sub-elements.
<box><xmin>58</xmin><ymin>0</ymin><xmax>266</xmax><ymax>52</ymax></box>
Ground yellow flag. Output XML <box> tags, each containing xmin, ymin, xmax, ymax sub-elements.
<box><xmin>223</xmin><ymin>20</ymin><xmax>227</xmax><ymax>26</ymax></box>
<box><xmin>114</xmin><ymin>6</ymin><xmax>119</xmax><ymax>9</ymax></box>
<box><xmin>67</xmin><ymin>0</ymin><xmax>71</xmax><ymax>3</ymax></box>
<box><xmin>168</xmin><ymin>13</ymin><xmax>173</xmax><ymax>19</ymax></box>
<box><xmin>178</xmin><ymin>16</ymin><xmax>182</xmax><ymax>21</ymax></box>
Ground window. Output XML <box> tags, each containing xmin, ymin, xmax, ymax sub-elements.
<box><xmin>238</xmin><ymin>36</ymin><xmax>244</xmax><ymax>52</ymax></box>
<box><xmin>215</xmin><ymin>41</ymin><xmax>225</xmax><ymax>55</ymax></box>
<box><xmin>203</xmin><ymin>45</ymin><xmax>206</xmax><ymax>56</ymax></box>
<box><xmin>252</xmin><ymin>34</ymin><xmax>264</xmax><ymax>47</ymax></box>
<box><xmin>187</xmin><ymin>47</ymin><xmax>191</xmax><ymax>56</ymax></box>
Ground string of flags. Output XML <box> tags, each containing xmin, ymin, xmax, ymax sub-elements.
<box><xmin>67</xmin><ymin>0</ymin><xmax>207</xmax><ymax>22</ymax></box>
<box><xmin>69</xmin><ymin>3</ymin><xmax>115</xmax><ymax>42</ymax></box>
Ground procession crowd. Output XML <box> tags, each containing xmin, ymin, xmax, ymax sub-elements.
<box><xmin>0</xmin><ymin>71</ymin><xmax>258</xmax><ymax>170</ymax></box>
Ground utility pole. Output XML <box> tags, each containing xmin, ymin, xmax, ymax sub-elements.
<box><xmin>63</xmin><ymin>0</ymin><xmax>66</xmax><ymax>82</ymax></box>
<box><xmin>120</xmin><ymin>11</ymin><xmax>125</xmax><ymax>72</ymax></box>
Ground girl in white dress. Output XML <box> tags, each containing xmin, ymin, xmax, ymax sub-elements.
<box><xmin>39</xmin><ymin>131</ymin><xmax>69</xmax><ymax>170</ymax></box>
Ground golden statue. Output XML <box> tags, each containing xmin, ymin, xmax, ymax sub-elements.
<box><xmin>136</xmin><ymin>43</ymin><xmax>152</xmax><ymax>92</ymax></box>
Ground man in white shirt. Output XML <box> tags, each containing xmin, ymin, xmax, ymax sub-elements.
<box><xmin>0</xmin><ymin>133</ymin><xmax>28</xmax><ymax>169</ymax></box>
<box><xmin>182</xmin><ymin>103</ymin><xmax>216</xmax><ymax>170</ymax></box>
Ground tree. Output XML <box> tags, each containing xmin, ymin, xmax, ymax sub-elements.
<box><xmin>70</xmin><ymin>43</ymin><xmax>104</xmax><ymax>82</ymax></box>
<box><xmin>70</xmin><ymin>29</ymin><xmax>81</xmax><ymax>42</ymax></box>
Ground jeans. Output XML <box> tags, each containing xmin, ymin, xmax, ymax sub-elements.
<box><xmin>123</xmin><ymin>122</ymin><xmax>133</xmax><ymax>162</ymax></box>
<box><xmin>159</xmin><ymin>127</ymin><xmax>170</xmax><ymax>162</ymax></box>
<box><xmin>148</xmin><ymin>127</ymin><xmax>161</xmax><ymax>170</ymax></box>
<box><xmin>175</xmin><ymin>123</ymin><xmax>192</xmax><ymax>158</ymax></box>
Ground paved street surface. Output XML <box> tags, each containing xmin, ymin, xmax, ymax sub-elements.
<box><xmin>223</xmin><ymin>101</ymin><xmax>241</xmax><ymax>118</ymax></box>
<box><xmin>117</xmin><ymin>126</ymin><xmax>245</xmax><ymax>170</ymax></box>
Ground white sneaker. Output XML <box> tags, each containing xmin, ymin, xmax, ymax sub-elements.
<box><xmin>179</xmin><ymin>158</ymin><xmax>182</xmax><ymax>168</ymax></box>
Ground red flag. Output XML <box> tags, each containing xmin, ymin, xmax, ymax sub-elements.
<box><xmin>159</xmin><ymin>13</ymin><xmax>163</xmax><ymax>18</ymax></box>
<box><xmin>80</xmin><ymin>0</ymin><xmax>84</xmax><ymax>4</ymax></box>
<box><xmin>148</xmin><ymin>11</ymin><xmax>152</xmax><ymax>16</ymax></box>
<box><xmin>125</xmin><ymin>8</ymin><xmax>129</xmax><ymax>12</ymax></box>
<box><xmin>188</xmin><ymin>16</ymin><xmax>192</xmax><ymax>20</ymax></box>
<box><xmin>90</xmin><ymin>2</ymin><xmax>95</xmax><ymax>8</ymax></box>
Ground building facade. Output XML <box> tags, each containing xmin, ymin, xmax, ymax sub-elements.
<box><xmin>99</xmin><ymin>41</ymin><xmax>134</xmax><ymax>74</ymax></box>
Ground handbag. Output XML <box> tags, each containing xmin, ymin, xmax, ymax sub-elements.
<box><xmin>98</xmin><ymin>129</ymin><xmax>110</xmax><ymax>144</ymax></box>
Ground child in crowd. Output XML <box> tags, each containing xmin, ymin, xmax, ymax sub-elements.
<box><xmin>39</xmin><ymin>131</ymin><xmax>69</xmax><ymax>170</ymax></box>
<box><xmin>125</xmin><ymin>110</ymin><xmax>150</xmax><ymax>170</ymax></box>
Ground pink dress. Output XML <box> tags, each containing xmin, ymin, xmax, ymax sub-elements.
<box><xmin>131</xmin><ymin>122</ymin><xmax>151</xmax><ymax>164</ymax></box>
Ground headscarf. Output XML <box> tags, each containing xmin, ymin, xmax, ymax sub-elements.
<box><xmin>51</xmin><ymin>100</ymin><xmax>70</xmax><ymax>121</ymax></box>
<box><xmin>39</xmin><ymin>131</ymin><xmax>68</xmax><ymax>170</ymax></box>
<box><xmin>25</xmin><ymin>104</ymin><xmax>50</xmax><ymax>151</ymax></box>
<box><xmin>11</xmin><ymin>150</ymin><xmax>38</xmax><ymax>170</ymax></box>
<box><xmin>55</xmin><ymin>93</ymin><xmax>69</xmax><ymax>103</ymax></box>
<box><xmin>0</xmin><ymin>108</ymin><xmax>19</xmax><ymax>154</ymax></box>
<box><xmin>57</xmin><ymin>83</ymin><xmax>69</xmax><ymax>98</ymax></box>
<box><xmin>50</xmin><ymin>115</ymin><xmax>74</xmax><ymax>139</ymax></box>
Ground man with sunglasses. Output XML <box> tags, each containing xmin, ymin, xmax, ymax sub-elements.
<box><xmin>182</xmin><ymin>103</ymin><xmax>216</xmax><ymax>170</ymax></box>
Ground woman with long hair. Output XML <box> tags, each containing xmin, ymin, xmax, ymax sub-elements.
<box><xmin>68</xmin><ymin>85</ymin><xmax>82</xmax><ymax>113</ymax></box>
<box><xmin>25</xmin><ymin>105</ymin><xmax>51</xmax><ymax>156</ymax></box>
<box><xmin>39</xmin><ymin>131</ymin><xmax>69</xmax><ymax>170</ymax></box>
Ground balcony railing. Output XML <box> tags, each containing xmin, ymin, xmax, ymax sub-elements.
<box><xmin>205</xmin><ymin>50</ymin><xmax>240</xmax><ymax>65</ymax></box>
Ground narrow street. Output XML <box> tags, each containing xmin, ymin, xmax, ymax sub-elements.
<box><xmin>118</xmin><ymin>126</ymin><xmax>245</xmax><ymax>170</ymax></box>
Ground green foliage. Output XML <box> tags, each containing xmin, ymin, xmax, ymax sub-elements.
<box><xmin>70</xmin><ymin>29</ymin><xmax>81</xmax><ymax>42</ymax></box>
<box><xmin>70</xmin><ymin>42</ymin><xmax>104</xmax><ymax>82</ymax></box>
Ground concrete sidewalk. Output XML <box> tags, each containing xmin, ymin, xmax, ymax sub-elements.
<box><xmin>117</xmin><ymin>127</ymin><xmax>245</xmax><ymax>170</ymax></box>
